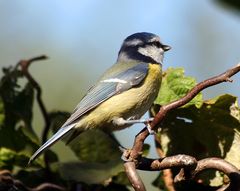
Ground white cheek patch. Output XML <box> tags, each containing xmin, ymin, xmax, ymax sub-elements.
<box><xmin>101</xmin><ymin>78</ymin><xmax>127</xmax><ymax>84</ymax></box>
<box><xmin>138</xmin><ymin>46</ymin><xmax>164</xmax><ymax>64</ymax></box>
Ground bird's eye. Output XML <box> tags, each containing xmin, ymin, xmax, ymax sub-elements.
<box><xmin>152</xmin><ymin>41</ymin><xmax>161</xmax><ymax>48</ymax></box>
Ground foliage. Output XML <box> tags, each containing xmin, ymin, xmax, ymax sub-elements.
<box><xmin>0</xmin><ymin>66</ymin><xmax>39</xmax><ymax>169</ymax></box>
<box><xmin>0</xmin><ymin>65</ymin><xmax>130</xmax><ymax>189</ymax></box>
<box><xmin>0</xmin><ymin>63</ymin><xmax>239</xmax><ymax>191</ymax></box>
<box><xmin>152</xmin><ymin>68</ymin><xmax>240</xmax><ymax>189</ymax></box>
<box><xmin>155</xmin><ymin>67</ymin><xmax>203</xmax><ymax>108</ymax></box>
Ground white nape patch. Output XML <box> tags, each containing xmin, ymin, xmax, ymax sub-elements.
<box><xmin>101</xmin><ymin>78</ymin><xmax>127</xmax><ymax>83</ymax></box>
<box><xmin>138</xmin><ymin>45</ymin><xmax>164</xmax><ymax>64</ymax></box>
<box><xmin>149</xmin><ymin>36</ymin><xmax>161</xmax><ymax>43</ymax></box>
<box><xmin>124</xmin><ymin>38</ymin><xmax>143</xmax><ymax>46</ymax></box>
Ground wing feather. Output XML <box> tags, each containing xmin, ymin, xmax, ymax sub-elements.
<box><xmin>29</xmin><ymin>63</ymin><xmax>149</xmax><ymax>163</ymax></box>
<box><xmin>62</xmin><ymin>63</ymin><xmax>149</xmax><ymax>127</ymax></box>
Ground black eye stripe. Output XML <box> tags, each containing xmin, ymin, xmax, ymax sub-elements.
<box><xmin>150</xmin><ymin>41</ymin><xmax>161</xmax><ymax>47</ymax></box>
<box><xmin>122</xmin><ymin>40</ymin><xmax>163</xmax><ymax>50</ymax></box>
<box><xmin>138</xmin><ymin>41</ymin><xmax>162</xmax><ymax>48</ymax></box>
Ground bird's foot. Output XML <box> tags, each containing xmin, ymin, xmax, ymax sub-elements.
<box><xmin>146</xmin><ymin>122</ymin><xmax>155</xmax><ymax>135</ymax></box>
<box><xmin>113</xmin><ymin>117</ymin><xmax>154</xmax><ymax>126</ymax></box>
<box><xmin>119</xmin><ymin>146</ymin><xmax>133</xmax><ymax>162</ymax></box>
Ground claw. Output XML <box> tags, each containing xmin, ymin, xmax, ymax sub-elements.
<box><xmin>119</xmin><ymin>146</ymin><xmax>133</xmax><ymax>162</ymax></box>
<box><xmin>121</xmin><ymin>154</ymin><xmax>133</xmax><ymax>162</ymax></box>
<box><xmin>146</xmin><ymin>123</ymin><xmax>155</xmax><ymax>135</ymax></box>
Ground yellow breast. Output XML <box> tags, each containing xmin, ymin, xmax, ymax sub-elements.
<box><xmin>77</xmin><ymin>63</ymin><xmax>162</xmax><ymax>131</ymax></box>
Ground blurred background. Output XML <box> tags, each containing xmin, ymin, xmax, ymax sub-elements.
<box><xmin>0</xmin><ymin>0</ymin><xmax>239</xmax><ymax>190</ymax></box>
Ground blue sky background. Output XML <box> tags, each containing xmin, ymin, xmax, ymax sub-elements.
<box><xmin>0</xmin><ymin>1</ymin><xmax>240</xmax><ymax>190</ymax></box>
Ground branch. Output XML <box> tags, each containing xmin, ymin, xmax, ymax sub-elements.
<box><xmin>124</xmin><ymin>154</ymin><xmax>240</xmax><ymax>190</ymax></box>
<box><xmin>124</xmin><ymin>162</ymin><xmax>146</xmax><ymax>191</ymax></box>
<box><xmin>136</xmin><ymin>155</ymin><xmax>197</xmax><ymax>171</ymax></box>
<box><xmin>0</xmin><ymin>170</ymin><xmax>66</xmax><ymax>191</ymax></box>
<box><xmin>18</xmin><ymin>55</ymin><xmax>51</xmax><ymax>175</ymax></box>
<box><xmin>124</xmin><ymin>63</ymin><xmax>240</xmax><ymax>190</ymax></box>
<box><xmin>174</xmin><ymin>157</ymin><xmax>240</xmax><ymax>191</ymax></box>
<box><xmin>18</xmin><ymin>55</ymin><xmax>50</xmax><ymax>144</ymax></box>
<box><xmin>194</xmin><ymin>158</ymin><xmax>240</xmax><ymax>191</ymax></box>
<box><xmin>193</xmin><ymin>158</ymin><xmax>240</xmax><ymax>177</ymax></box>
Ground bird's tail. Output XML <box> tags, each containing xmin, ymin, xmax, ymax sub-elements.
<box><xmin>28</xmin><ymin>123</ymin><xmax>76</xmax><ymax>164</ymax></box>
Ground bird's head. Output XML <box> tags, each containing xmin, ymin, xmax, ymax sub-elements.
<box><xmin>118</xmin><ymin>32</ymin><xmax>171</xmax><ymax>65</ymax></box>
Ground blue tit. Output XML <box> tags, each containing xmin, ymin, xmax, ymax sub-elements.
<box><xmin>29</xmin><ymin>32</ymin><xmax>171</xmax><ymax>163</ymax></box>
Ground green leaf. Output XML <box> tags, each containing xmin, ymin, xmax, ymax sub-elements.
<box><xmin>0</xmin><ymin>147</ymin><xmax>32</xmax><ymax>169</ymax></box>
<box><xmin>57</xmin><ymin>159</ymin><xmax>123</xmax><ymax>184</ymax></box>
<box><xmin>0</xmin><ymin>147</ymin><xmax>16</xmax><ymax>169</ymax></box>
<box><xmin>0</xmin><ymin>66</ymin><xmax>41</xmax><ymax>167</ymax></box>
<box><xmin>16</xmin><ymin>83</ymin><xmax>39</xmax><ymax>145</ymax></box>
<box><xmin>0</xmin><ymin>66</ymin><xmax>23</xmax><ymax>127</ymax></box>
<box><xmin>68</xmin><ymin>129</ymin><xmax>121</xmax><ymax>163</ymax></box>
<box><xmin>153</xmin><ymin>94</ymin><xmax>240</xmax><ymax>186</ymax></box>
<box><xmin>0</xmin><ymin>66</ymin><xmax>38</xmax><ymax>145</ymax></box>
<box><xmin>155</xmin><ymin>67</ymin><xmax>203</xmax><ymax>108</ymax></box>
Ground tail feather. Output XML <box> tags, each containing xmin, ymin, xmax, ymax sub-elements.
<box><xmin>28</xmin><ymin>123</ymin><xmax>75</xmax><ymax>164</ymax></box>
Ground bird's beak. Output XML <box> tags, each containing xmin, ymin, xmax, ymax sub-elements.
<box><xmin>162</xmin><ymin>44</ymin><xmax>171</xmax><ymax>52</ymax></box>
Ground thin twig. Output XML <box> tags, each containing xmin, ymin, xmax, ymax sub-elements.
<box><xmin>14</xmin><ymin>180</ymin><xmax>66</xmax><ymax>191</ymax></box>
<box><xmin>19</xmin><ymin>55</ymin><xmax>51</xmax><ymax>175</ymax></box>
<box><xmin>0</xmin><ymin>170</ymin><xmax>66</xmax><ymax>191</ymax></box>
<box><xmin>19</xmin><ymin>55</ymin><xmax>50</xmax><ymax>144</ymax></box>
<box><xmin>31</xmin><ymin>182</ymin><xmax>66</xmax><ymax>191</ymax></box>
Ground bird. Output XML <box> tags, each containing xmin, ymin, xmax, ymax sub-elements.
<box><xmin>29</xmin><ymin>32</ymin><xmax>171</xmax><ymax>163</ymax></box>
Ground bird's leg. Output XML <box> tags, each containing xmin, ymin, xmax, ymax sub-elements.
<box><xmin>112</xmin><ymin>117</ymin><xmax>154</xmax><ymax>126</ymax></box>
<box><xmin>112</xmin><ymin>117</ymin><xmax>155</xmax><ymax>134</ymax></box>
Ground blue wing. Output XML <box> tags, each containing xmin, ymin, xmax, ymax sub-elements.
<box><xmin>62</xmin><ymin>63</ymin><xmax>149</xmax><ymax>127</ymax></box>
<box><xmin>29</xmin><ymin>63</ymin><xmax>149</xmax><ymax>163</ymax></box>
